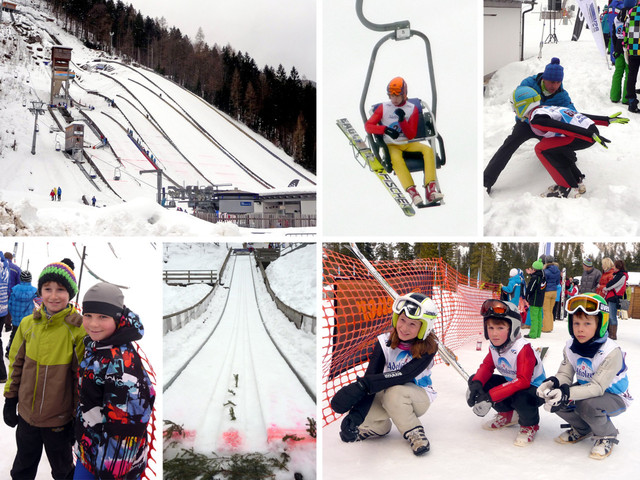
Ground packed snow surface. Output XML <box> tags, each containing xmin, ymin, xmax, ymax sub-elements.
<box><xmin>163</xmin><ymin>248</ymin><xmax>316</xmax><ymax>479</ymax></box>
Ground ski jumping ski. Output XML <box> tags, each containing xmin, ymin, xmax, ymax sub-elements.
<box><xmin>347</xmin><ymin>242</ymin><xmax>471</xmax><ymax>380</ymax></box>
<box><xmin>337</xmin><ymin>118</ymin><xmax>416</xmax><ymax>217</ymax></box>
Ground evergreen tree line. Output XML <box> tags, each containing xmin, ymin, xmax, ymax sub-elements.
<box><xmin>325</xmin><ymin>243</ymin><xmax>640</xmax><ymax>285</ymax></box>
<box><xmin>45</xmin><ymin>0</ymin><xmax>316</xmax><ymax>173</ymax></box>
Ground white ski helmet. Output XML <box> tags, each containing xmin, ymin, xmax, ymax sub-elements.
<box><xmin>480</xmin><ymin>299</ymin><xmax>522</xmax><ymax>345</ymax></box>
<box><xmin>511</xmin><ymin>86</ymin><xmax>541</xmax><ymax>120</ymax></box>
<box><xmin>392</xmin><ymin>292</ymin><xmax>438</xmax><ymax>340</ymax></box>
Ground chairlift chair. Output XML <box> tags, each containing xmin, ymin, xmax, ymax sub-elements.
<box><xmin>356</xmin><ymin>0</ymin><xmax>446</xmax><ymax>175</ymax></box>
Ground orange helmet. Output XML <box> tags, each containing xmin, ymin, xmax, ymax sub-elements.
<box><xmin>387</xmin><ymin>77</ymin><xmax>407</xmax><ymax>97</ymax></box>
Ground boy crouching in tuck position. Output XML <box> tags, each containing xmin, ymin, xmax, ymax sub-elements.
<box><xmin>466</xmin><ymin>299</ymin><xmax>546</xmax><ymax>446</ymax></box>
<box><xmin>536</xmin><ymin>293</ymin><xmax>632</xmax><ymax>460</ymax></box>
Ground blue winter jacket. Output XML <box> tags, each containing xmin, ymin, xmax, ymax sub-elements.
<box><xmin>502</xmin><ymin>275</ymin><xmax>523</xmax><ymax>306</ymax></box>
<box><xmin>544</xmin><ymin>264</ymin><xmax>561</xmax><ymax>292</ymax></box>
<box><xmin>7</xmin><ymin>261</ymin><xmax>21</xmax><ymax>296</ymax></box>
<box><xmin>7</xmin><ymin>282</ymin><xmax>38</xmax><ymax>326</ymax></box>
<box><xmin>519</xmin><ymin>74</ymin><xmax>576</xmax><ymax>111</ymax></box>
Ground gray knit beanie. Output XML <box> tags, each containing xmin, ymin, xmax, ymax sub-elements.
<box><xmin>82</xmin><ymin>282</ymin><xmax>124</xmax><ymax>319</ymax></box>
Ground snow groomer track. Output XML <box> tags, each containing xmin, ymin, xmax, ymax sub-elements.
<box><xmin>163</xmin><ymin>254</ymin><xmax>315</xmax><ymax>453</ymax></box>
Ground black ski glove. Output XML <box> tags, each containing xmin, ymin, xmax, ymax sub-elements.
<box><xmin>3</xmin><ymin>397</ymin><xmax>19</xmax><ymax>428</ymax></box>
<box><xmin>339</xmin><ymin>410</ymin><xmax>365</xmax><ymax>443</ymax></box>
<box><xmin>472</xmin><ymin>391</ymin><xmax>493</xmax><ymax>417</ymax></box>
<box><xmin>466</xmin><ymin>379</ymin><xmax>484</xmax><ymax>407</ymax></box>
<box><xmin>384</xmin><ymin>127</ymin><xmax>400</xmax><ymax>140</ymax></box>
<box><xmin>394</xmin><ymin>108</ymin><xmax>406</xmax><ymax>122</ymax></box>
<box><xmin>331</xmin><ymin>377</ymin><xmax>369</xmax><ymax>414</ymax></box>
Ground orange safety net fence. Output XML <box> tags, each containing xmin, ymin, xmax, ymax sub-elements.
<box><xmin>321</xmin><ymin>248</ymin><xmax>501</xmax><ymax>427</ymax></box>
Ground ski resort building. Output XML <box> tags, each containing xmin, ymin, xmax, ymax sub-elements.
<box><xmin>1</xmin><ymin>1</ymin><xmax>17</xmax><ymax>12</ymax></box>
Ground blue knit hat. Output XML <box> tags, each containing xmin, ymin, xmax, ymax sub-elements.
<box><xmin>583</xmin><ymin>257</ymin><xmax>593</xmax><ymax>267</ymax></box>
<box><xmin>543</xmin><ymin>57</ymin><xmax>564</xmax><ymax>82</ymax></box>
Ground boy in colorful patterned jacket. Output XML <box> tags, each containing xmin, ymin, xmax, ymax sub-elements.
<box><xmin>3</xmin><ymin>259</ymin><xmax>85</xmax><ymax>480</ymax></box>
<box><xmin>75</xmin><ymin>282</ymin><xmax>155</xmax><ymax>480</ymax></box>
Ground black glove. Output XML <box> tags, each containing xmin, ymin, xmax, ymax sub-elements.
<box><xmin>384</xmin><ymin>127</ymin><xmax>400</xmax><ymax>140</ymax></box>
<box><xmin>394</xmin><ymin>108</ymin><xmax>406</xmax><ymax>122</ymax></box>
<box><xmin>466</xmin><ymin>379</ymin><xmax>484</xmax><ymax>407</ymax></box>
<box><xmin>339</xmin><ymin>412</ymin><xmax>362</xmax><ymax>442</ymax></box>
<box><xmin>472</xmin><ymin>391</ymin><xmax>493</xmax><ymax>417</ymax></box>
<box><xmin>331</xmin><ymin>378</ymin><xmax>369</xmax><ymax>414</ymax></box>
<box><xmin>3</xmin><ymin>397</ymin><xmax>19</xmax><ymax>428</ymax></box>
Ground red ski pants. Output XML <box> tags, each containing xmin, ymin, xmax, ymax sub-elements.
<box><xmin>534</xmin><ymin>136</ymin><xmax>592</xmax><ymax>188</ymax></box>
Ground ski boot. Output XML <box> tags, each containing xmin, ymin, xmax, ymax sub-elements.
<box><xmin>542</xmin><ymin>185</ymin><xmax>581</xmax><ymax>198</ymax></box>
<box><xmin>425</xmin><ymin>181</ymin><xmax>444</xmax><ymax>203</ymax></box>
<box><xmin>514</xmin><ymin>424</ymin><xmax>539</xmax><ymax>447</ymax></box>
<box><xmin>483</xmin><ymin>410</ymin><xmax>519</xmax><ymax>430</ymax></box>
<box><xmin>555</xmin><ymin>427</ymin><xmax>591</xmax><ymax>444</ymax></box>
<box><xmin>406</xmin><ymin>186</ymin><xmax>424</xmax><ymax>206</ymax></box>
<box><xmin>403</xmin><ymin>426</ymin><xmax>430</xmax><ymax>456</ymax></box>
<box><xmin>589</xmin><ymin>436</ymin><xmax>618</xmax><ymax>459</ymax></box>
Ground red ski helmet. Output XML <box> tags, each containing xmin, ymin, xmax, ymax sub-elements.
<box><xmin>387</xmin><ymin>77</ymin><xmax>407</xmax><ymax>98</ymax></box>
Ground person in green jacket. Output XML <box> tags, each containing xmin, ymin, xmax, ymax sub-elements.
<box><xmin>3</xmin><ymin>258</ymin><xmax>86</xmax><ymax>480</ymax></box>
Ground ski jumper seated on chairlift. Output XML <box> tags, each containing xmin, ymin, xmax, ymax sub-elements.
<box><xmin>365</xmin><ymin>77</ymin><xmax>443</xmax><ymax>206</ymax></box>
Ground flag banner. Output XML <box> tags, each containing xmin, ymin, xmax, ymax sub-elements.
<box><xmin>576</xmin><ymin>0</ymin><xmax>609</xmax><ymax>61</ymax></box>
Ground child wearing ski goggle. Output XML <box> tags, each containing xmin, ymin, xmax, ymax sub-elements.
<box><xmin>566</xmin><ymin>295</ymin><xmax>609</xmax><ymax>316</ymax></box>
<box><xmin>479</xmin><ymin>299</ymin><xmax>512</xmax><ymax>318</ymax></box>
<box><xmin>392</xmin><ymin>294</ymin><xmax>437</xmax><ymax>320</ymax></box>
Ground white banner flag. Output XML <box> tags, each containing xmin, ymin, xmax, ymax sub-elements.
<box><xmin>576</xmin><ymin>0</ymin><xmax>609</xmax><ymax>63</ymax></box>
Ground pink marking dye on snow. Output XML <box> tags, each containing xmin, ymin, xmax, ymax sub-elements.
<box><xmin>169</xmin><ymin>429</ymin><xmax>196</xmax><ymax>441</ymax></box>
<box><xmin>222</xmin><ymin>429</ymin><xmax>243</xmax><ymax>449</ymax></box>
<box><xmin>267</xmin><ymin>425</ymin><xmax>316</xmax><ymax>446</ymax></box>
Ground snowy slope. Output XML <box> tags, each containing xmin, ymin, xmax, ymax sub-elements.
<box><xmin>0</xmin><ymin>4</ymin><xmax>315</xmax><ymax>236</ymax></box>
<box><xmin>0</xmin><ymin>239</ymin><xmax>163</xmax><ymax>479</ymax></box>
<box><xmin>322</xmin><ymin>0</ymin><xmax>480</xmax><ymax>236</ymax></box>
<box><xmin>322</xmin><ymin>318</ymin><xmax>640</xmax><ymax>480</ymax></box>
<box><xmin>163</xmin><ymin>251</ymin><xmax>316</xmax><ymax>479</ymax></box>
<box><xmin>484</xmin><ymin>4</ymin><xmax>640</xmax><ymax>236</ymax></box>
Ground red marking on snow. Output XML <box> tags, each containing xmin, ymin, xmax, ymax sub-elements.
<box><xmin>169</xmin><ymin>429</ymin><xmax>196</xmax><ymax>441</ymax></box>
<box><xmin>267</xmin><ymin>425</ymin><xmax>316</xmax><ymax>446</ymax></box>
<box><xmin>222</xmin><ymin>429</ymin><xmax>243</xmax><ymax>449</ymax></box>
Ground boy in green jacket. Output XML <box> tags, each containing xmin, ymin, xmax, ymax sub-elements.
<box><xmin>3</xmin><ymin>259</ymin><xmax>86</xmax><ymax>480</ymax></box>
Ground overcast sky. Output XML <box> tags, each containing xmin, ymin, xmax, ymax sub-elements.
<box><xmin>126</xmin><ymin>0</ymin><xmax>316</xmax><ymax>80</ymax></box>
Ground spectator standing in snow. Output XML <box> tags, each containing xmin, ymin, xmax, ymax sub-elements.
<box><xmin>50</xmin><ymin>188</ymin><xmax>56</xmax><ymax>201</ymax></box>
<box><xmin>75</xmin><ymin>282</ymin><xmax>155</xmax><ymax>479</ymax></box>
<box><xmin>57</xmin><ymin>186</ymin><xmax>62</xmax><ymax>201</ymax></box>
<box><xmin>502</xmin><ymin>268</ymin><xmax>524</xmax><ymax>307</ymax></box>
<box><xmin>623</xmin><ymin>0</ymin><xmax>640</xmax><ymax>112</ymax></box>
<box><xmin>596</xmin><ymin>258</ymin><xmax>615</xmax><ymax>297</ymax></box>
<box><xmin>525</xmin><ymin>260</ymin><xmax>546</xmax><ymax>339</ymax></box>
<box><xmin>542</xmin><ymin>256</ymin><xmax>561</xmax><ymax>333</ymax></box>
<box><xmin>580</xmin><ymin>257</ymin><xmax>603</xmax><ymax>293</ymax></box>
<box><xmin>537</xmin><ymin>293</ymin><xmax>631</xmax><ymax>460</ymax></box>
<box><xmin>466</xmin><ymin>300</ymin><xmax>545</xmax><ymax>446</ymax></box>
<box><xmin>331</xmin><ymin>293</ymin><xmax>438</xmax><ymax>456</ymax></box>
<box><xmin>484</xmin><ymin>58</ymin><xmax>576</xmax><ymax>193</ymax></box>
<box><xmin>91</xmin><ymin>196</ymin><xmax>96</xmax><ymax>207</ymax></box>
<box><xmin>602</xmin><ymin>259</ymin><xmax>628</xmax><ymax>340</ymax></box>
<box><xmin>609</xmin><ymin>0</ymin><xmax>629</xmax><ymax>104</ymax></box>
<box><xmin>6</xmin><ymin>271</ymin><xmax>37</xmax><ymax>357</ymax></box>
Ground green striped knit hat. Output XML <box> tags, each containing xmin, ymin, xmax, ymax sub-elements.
<box><xmin>38</xmin><ymin>258</ymin><xmax>78</xmax><ymax>299</ymax></box>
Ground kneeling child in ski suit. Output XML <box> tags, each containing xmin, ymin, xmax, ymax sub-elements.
<box><xmin>466</xmin><ymin>299</ymin><xmax>546</xmax><ymax>446</ymax></box>
<box><xmin>331</xmin><ymin>293</ymin><xmax>439</xmax><ymax>456</ymax></box>
<box><xmin>536</xmin><ymin>293</ymin><xmax>632</xmax><ymax>460</ymax></box>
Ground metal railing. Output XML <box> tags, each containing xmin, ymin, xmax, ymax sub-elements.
<box><xmin>163</xmin><ymin>269</ymin><xmax>218</xmax><ymax>285</ymax></box>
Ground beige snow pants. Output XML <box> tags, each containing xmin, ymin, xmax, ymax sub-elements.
<box><xmin>359</xmin><ymin>383</ymin><xmax>431</xmax><ymax>436</ymax></box>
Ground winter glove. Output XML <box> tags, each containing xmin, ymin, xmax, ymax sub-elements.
<box><xmin>472</xmin><ymin>391</ymin><xmax>493</xmax><ymax>417</ymax></box>
<box><xmin>466</xmin><ymin>379</ymin><xmax>484</xmax><ymax>408</ymax></box>
<box><xmin>608</xmin><ymin>112</ymin><xmax>629</xmax><ymax>124</ymax></box>
<box><xmin>384</xmin><ymin>127</ymin><xmax>400</xmax><ymax>140</ymax></box>
<box><xmin>331</xmin><ymin>378</ymin><xmax>369</xmax><ymax>414</ymax></box>
<box><xmin>339</xmin><ymin>411</ymin><xmax>365</xmax><ymax>443</ymax></box>
<box><xmin>544</xmin><ymin>384</ymin><xmax>571</xmax><ymax>412</ymax></box>
<box><xmin>394</xmin><ymin>108</ymin><xmax>406</xmax><ymax>122</ymax></box>
<box><xmin>536</xmin><ymin>376</ymin><xmax>560</xmax><ymax>399</ymax></box>
<box><xmin>3</xmin><ymin>397</ymin><xmax>18</xmax><ymax>428</ymax></box>
<box><xmin>592</xmin><ymin>133</ymin><xmax>611</xmax><ymax>149</ymax></box>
